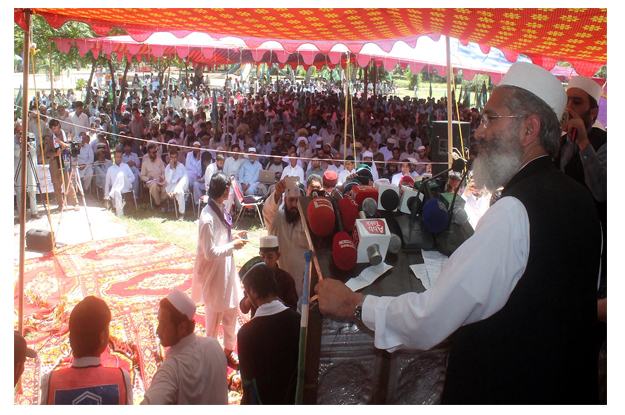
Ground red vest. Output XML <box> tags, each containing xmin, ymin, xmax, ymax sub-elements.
<box><xmin>47</xmin><ymin>365</ymin><xmax>128</xmax><ymax>405</ymax></box>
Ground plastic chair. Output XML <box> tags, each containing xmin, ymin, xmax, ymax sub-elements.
<box><xmin>231</xmin><ymin>178</ymin><xmax>265</xmax><ymax>229</ymax></box>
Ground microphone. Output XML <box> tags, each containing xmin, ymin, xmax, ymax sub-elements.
<box><xmin>353</xmin><ymin>211</ymin><xmax>392</xmax><ymax>265</ymax></box>
<box><xmin>420</xmin><ymin>158</ymin><xmax>465</xmax><ymax>200</ymax></box>
<box><xmin>422</xmin><ymin>198</ymin><xmax>450</xmax><ymax>234</ymax></box>
<box><xmin>306</xmin><ymin>193</ymin><xmax>335</xmax><ymax>237</ymax></box>
<box><xmin>362</xmin><ymin>197</ymin><xmax>378</xmax><ymax>217</ymax></box>
<box><xmin>451</xmin><ymin>206</ymin><xmax>469</xmax><ymax>225</ymax></box>
<box><xmin>338</xmin><ymin>197</ymin><xmax>359</xmax><ymax>233</ymax></box>
<box><xmin>329</xmin><ymin>197</ymin><xmax>357</xmax><ymax>271</ymax></box>
<box><xmin>353</xmin><ymin>185</ymin><xmax>379</xmax><ymax>208</ymax></box>
<box><xmin>376</xmin><ymin>182</ymin><xmax>400</xmax><ymax>212</ymax></box>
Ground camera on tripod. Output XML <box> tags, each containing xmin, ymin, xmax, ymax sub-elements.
<box><xmin>69</xmin><ymin>137</ymin><xmax>82</xmax><ymax>157</ymax></box>
<box><xmin>26</xmin><ymin>132</ymin><xmax>36</xmax><ymax>143</ymax></box>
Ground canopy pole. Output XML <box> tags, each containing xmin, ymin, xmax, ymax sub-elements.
<box><xmin>445</xmin><ymin>36</ymin><xmax>453</xmax><ymax>169</ymax></box>
<box><xmin>19</xmin><ymin>8</ymin><xmax>32</xmax><ymax>337</ymax></box>
<box><xmin>49</xmin><ymin>40</ymin><xmax>55</xmax><ymax>118</ymax></box>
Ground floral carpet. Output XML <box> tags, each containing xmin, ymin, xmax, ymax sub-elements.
<box><xmin>14</xmin><ymin>235</ymin><xmax>248</xmax><ymax>405</ymax></box>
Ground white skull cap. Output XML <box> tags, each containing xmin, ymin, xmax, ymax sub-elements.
<box><xmin>567</xmin><ymin>76</ymin><xmax>602</xmax><ymax>104</ymax></box>
<box><xmin>499</xmin><ymin>62</ymin><xmax>567</xmax><ymax>120</ymax></box>
<box><xmin>166</xmin><ymin>288</ymin><xmax>196</xmax><ymax>320</ymax></box>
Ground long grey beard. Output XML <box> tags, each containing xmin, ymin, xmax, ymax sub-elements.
<box><xmin>472</xmin><ymin>140</ymin><xmax>523</xmax><ymax>192</ymax></box>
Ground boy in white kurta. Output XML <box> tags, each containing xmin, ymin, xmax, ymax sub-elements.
<box><xmin>191</xmin><ymin>172</ymin><xmax>247</xmax><ymax>369</ymax></box>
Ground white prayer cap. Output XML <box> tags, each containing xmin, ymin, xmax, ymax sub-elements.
<box><xmin>387</xmin><ymin>138</ymin><xmax>396</xmax><ymax>144</ymax></box>
<box><xmin>248</xmin><ymin>147</ymin><xmax>257</xmax><ymax>153</ymax></box>
<box><xmin>417</xmin><ymin>145</ymin><xmax>426</xmax><ymax>151</ymax></box>
<box><xmin>310</xmin><ymin>125</ymin><xmax>317</xmax><ymax>129</ymax></box>
<box><xmin>168</xmin><ymin>139</ymin><xmax>177</xmax><ymax>144</ymax></box>
<box><xmin>259</xmin><ymin>235</ymin><xmax>279</xmax><ymax>250</ymax></box>
<box><xmin>166</xmin><ymin>288</ymin><xmax>196</xmax><ymax>320</ymax></box>
<box><xmin>216</xmin><ymin>146</ymin><xmax>224</xmax><ymax>151</ymax></box>
<box><xmin>192</xmin><ymin>141</ymin><xmax>201</xmax><ymax>147</ymax></box>
<box><xmin>297</xmin><ymin>137</ymin><xmax>308</xmax><ymax>146</ymax></box>
<box><xmin>567</xmin><ymin>76</ymin><xmax>602</xmax><ymax>104</ymax></box>
<box><xmin>408</xmin><ymin>157</ymin><xmax>419</xmax><ymax>164</ymax></box>
<box><xmin>499</xmin><ymin>62</ymin><xmax>567</xmax><ymax>120</ymax></box>
<box><xmin>362</xmin><ymin>151</ymin><xmax>374</xmax><ymax>159</ymax></box>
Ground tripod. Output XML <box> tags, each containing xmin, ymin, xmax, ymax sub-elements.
<box><xmin>54</xmin><ymin>156</ymin><xmax>98</xmax><ymax>253</ymax></box>
<box><xmin>14</xmin><ymin>142</ymin><xmax>42</xmax><ymax>215</ymax></box>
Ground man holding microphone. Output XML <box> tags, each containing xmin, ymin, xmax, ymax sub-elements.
<box><xmin>191</xmin><ymin>172</ymin><xmax>248</xmax><ymax>369</ymax></box>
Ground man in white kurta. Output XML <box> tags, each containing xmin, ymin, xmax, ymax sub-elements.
<box><xmin>121</xmin><ymin>141</ymin><xmax>141</xmax><ymax>198</ymax></box>
<box><xmin>185</xmin><ymin>142</ymin><xmax>203</xmax><ymax>196</ymax></box>
<box><xmin>262</xmin><ymin>179</ymin><xmax>310</xmax><ymax>297</ymax></box>
<box><xmin>165</xmin><ymin>150</ymin><xmax>189</xmax><ymax>219</ymax></box>
<box><xmin>104</xmin><ymin>151</ymin><xmax>135</xmax><ymax>216</ymax></box>
<box><xmin>192</xmin><ymin>172</ymin><xmax>247</xmax><ymax>367</ymax></box>
<box><xmin>280</xmin><ymin>153</ymin><xmax>305</xmax><ymax>184</ymax></box>
<box><xmin>142</xmin><ymin>289</ymin><xmax>228</xmax><ymax>405</ymax></box>
<box><xmin>76</xmin><ymin>134</ymin><xmax>95</xmax><ymax>191</ymax></box>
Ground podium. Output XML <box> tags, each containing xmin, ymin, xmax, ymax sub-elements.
<box><xmin>298</xmin><ymin>196</ymin><xmax>451</xmax><ymax>404</ymax></box>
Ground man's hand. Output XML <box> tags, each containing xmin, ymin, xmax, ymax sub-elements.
<box><xmin>315</xmin><ymin>279</ymin><xmax>365</xmax><ymax>319</ymax></box>
<box><xmin>273</xmin><ymin>178</ymin><xmax>286</xmax><ymax>203</ymax></box>
<box><xmin>564</xmin><ymin>109</ymin><xmax>590</xmax><ymax>151</ymax></box>
<box><xmin>127</xmin><ymin>160</ymin><xmax>136</xmax><ymax>168</ymax></box>
<box><xmin>232</xmin><ymin>239</ymin><xmax>248</xmax><ymax>250</ymax></box>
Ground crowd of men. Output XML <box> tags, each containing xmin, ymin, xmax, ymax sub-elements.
<box><xmin>15</xmin><ymin>61</ymin><xmax>607</xmax><ymax>405</ymax></box>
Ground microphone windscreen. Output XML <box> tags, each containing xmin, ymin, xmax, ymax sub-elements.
<box><xmin>451</xmin><ymin>158</ymin><xmax>466</xmax><ymax>173</ymax></box>
<box><xmin>380</xmin><ymin>189</ymin><xmax>400</xmax><ymax>211</ymax></box>
<box><xmin>332</xmin><ymin>231</ymin><xmax>358</xmax><ymax>271</ymax></box>
<box><xmin>362</xmin><ymin>197</ymin><xmax>378</xmax><ymax>217</ymax></box>
<box><xmin>422</xmin><ymin>198</ymin><xmax>450</xmax><ymax>234</ymax></box>
<box><xmin>388</xmin><ymin>234</ymin><xmax>402</xmax><ymax>254</ymax></box>
<box><xmin>452</xmin><ymin>207</ymin><xmax>469</xmax><ymax>225</ymax></box>
<box><xmin>307</xmin><ymin>197</ymin><xmax>335</xmax><ymax>237</ymax></box>
<box><xmin>353</xmin><ymin>185</ymin><xmax>379</xmax><ymax>207</ymax></box>
<box><xmin>338</xmin><ymin>197</ymin><xmax>359</xmax><ymax>233</ymax></box>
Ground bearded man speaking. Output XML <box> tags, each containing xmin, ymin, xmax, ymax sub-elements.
<box><xmin>315</xmin><ymin>63</ymin><xmax>602</xmax><ymax>404</ymax></box>
<box><xmin>262</xmin><ymin>177</ymin><xmax>310</xmax><ymax>298</ymax></box>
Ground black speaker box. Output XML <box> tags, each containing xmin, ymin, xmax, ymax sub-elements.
<box><xmin>26</xmin><ymin>229</ymin><xmax>53</xmax><ymax>252</ymax></box>
<box><xmin>430</xmin><ymin>121</ymin><xmax>470</xmax><ymax>176</ymax></box>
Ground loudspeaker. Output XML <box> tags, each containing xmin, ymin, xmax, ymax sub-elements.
<box><xmin>26</xmin><ymin>229</ymin><xmax>53</xmax><ymax>252</ymax></box>
<box><xmin>430</xmin><ymin>121</ymin><xmax>470</xmax><ymax>176</ymax></box>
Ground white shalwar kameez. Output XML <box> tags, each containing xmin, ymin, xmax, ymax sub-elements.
<box><xmin>165</xmin><ymin>162</ymin><xmax>189</xmax><ymax>214</ymax></box>
<box><xmin>191</xmin><ymin>202</ymin><xmax>242</xmax><ymax>351</ymax></box>
<box><xmin>104</xmin><ymin>162</ymin><xmax>135</xmax><ymax>215</ymax></box>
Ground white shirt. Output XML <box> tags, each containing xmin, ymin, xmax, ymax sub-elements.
<box><xmin>165</xmin><ymin>162</ymin><xmax>188</xmax><ymax>193</ymax></box>
<box><xmin>142</xmin><ymin>334</ymin><xmax>228</xmax><ymax>405</ymax></box>
<box><xmin>281</xmin><ymin>164</ymin><xmax>305</xmax><ymax>184</ymax></box>
<box><xmin>362</xmin><ymin>197</ymin><xmax>530</xmax><ymax>352</ymax></box>
<box><xmin>223</xmin><ymin>156</ymin><xmax>245</xmax><ymax>181</ymax></box>
<box><xmin>191</xmin><ymin>202</ymin><xmax>242</xmax><ymax>311</ymax></box>
<box><xmin>69</xmin><ymin>111</ymin><xmax>90</xmax><ymax>139</ymax></box>
<box><xmin>104</xmin><ymin>162</ymin><xmax>135</xmax><ymax>195</ymax></box>
<box><xmin>462</xmin><ymin>191</ymin><xmax>492</xmax><ymax>230</ymax></box>
<box><xmin>254</xmin><ymin>299</ymin><xmax>288</xmax><ymax>319</ymax></box>
<box><xmin>77</xmin><ymin>143</ymin><xmax>94</xmax><ymax>166</ymax></box>
<box><xmin>40</xmin><ymin>356</ymin><xmax>132</xmax><ymax>405</ymax></box>
<box><xmin>204</xmin><ymin>162</ymin><xmax>224</xmax><ymax>190</ymax></box>
<box><xmin>338</xmin><ymin>168</ymin><xmax>356</xmax><ymax>185</ymax></box>
<box><xmin>185</xmin><ymin>152</ymin><xmax>202</xmax><ymax>179</ymax></box>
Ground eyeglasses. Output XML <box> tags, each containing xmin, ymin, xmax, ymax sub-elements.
<box><xmin>480</xmin><ymin>114</ymin><xmax>526</xmax><ymax>129</ymax></box>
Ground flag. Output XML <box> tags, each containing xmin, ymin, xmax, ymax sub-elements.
<box><xmin>15</xmin><ymin>84</ymin><xmax>23</xmax><ymax>118</ymax></box>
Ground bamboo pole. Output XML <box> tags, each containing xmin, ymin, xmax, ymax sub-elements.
<box><xmin>49</xmin><ymin>41</ymin><xmax>54</xmax><ymax>118</ymax></box>
<box><xmin>445</xmin><ymin>36</ymin><xmax>453</xmax><ymax>169</ymax></box>
<box><xmin>18</xmin><ymin>8</ymin><xmax>32</xmax><ymax>337</ymax></box>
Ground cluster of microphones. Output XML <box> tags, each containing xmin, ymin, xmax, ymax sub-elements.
<box><xmin>306</xmin><ymin>158</ymin><xmax>473</xmax><ymax>272</ymax></box>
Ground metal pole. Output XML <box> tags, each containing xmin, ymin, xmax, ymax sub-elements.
<box><xmin>19</xmin><ymin>8</ymin><xmax>32</xmax><ymax>337</ymax></box>
<box><xmin>445</xmin><ymin>36</ymin><xmax>453</xmax><ymax>169</ymax></box>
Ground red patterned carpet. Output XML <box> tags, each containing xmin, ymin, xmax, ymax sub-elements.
<box><xmin>14</xmin><ymin>235</ymin><xmax>248</xmax><ymax>405</ymax></box>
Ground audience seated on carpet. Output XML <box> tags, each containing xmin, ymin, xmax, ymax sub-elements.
<box><xmin>15</xmin><ymin>331</ymin><xmax>37</xmax><ymax>387</ymax></box>
<box><xmin>238</xmin><ymin>263</ymin><xmax>300</xmax><ymax>405</ymax></box>
<box><xmin>240</xmin><ymin>235</ymin><xmax>299</xmax><ymax>318</ymax></box>
<box><xmin>142</xmin><ymin>289</ymin><xmax>228</xmax><ymax>405</ymax></box>
<box><xmin>40</xmin><ymin>296</ymin><xmax>132</xmax><ymax>405</ymax></box>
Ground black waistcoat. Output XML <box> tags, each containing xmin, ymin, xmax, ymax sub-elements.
<box><xmin>441</xmin><ymin>156</ymin><xmax>601</xmax><ymax>404</ymax></box>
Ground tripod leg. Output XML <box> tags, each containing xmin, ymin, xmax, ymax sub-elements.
<box><xmin>71</xmin><ymin>167</ymin><xmax>98</xmax><ymax>253</ymax></box>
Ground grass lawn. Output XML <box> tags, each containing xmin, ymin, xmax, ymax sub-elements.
<box><xmin>113</xmin><ymin>201</ymin><xmax>266</xmax><ymax>268</ymax></box>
